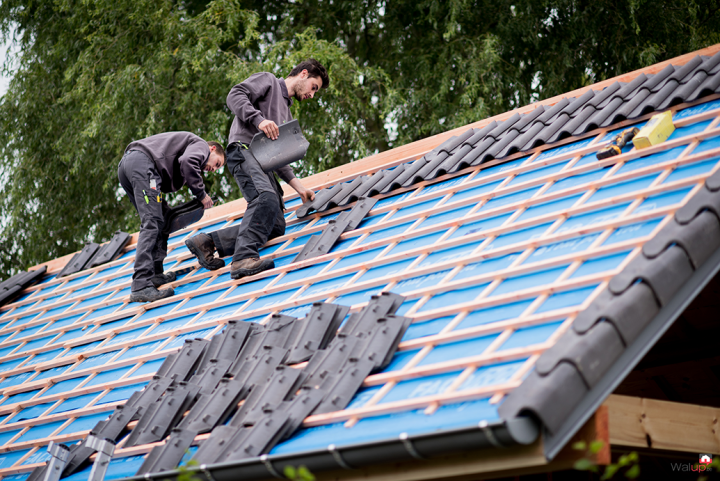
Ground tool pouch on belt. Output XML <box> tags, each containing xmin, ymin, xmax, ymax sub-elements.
<box><xmin>162</xmin><ymin>196</ymin><xmax>215</xmax><ymax>235</ymax></box>
<box><xmin>248</xmin><ymin>119</ymin><xmax>310</xmax><ymax>173</ymax></box>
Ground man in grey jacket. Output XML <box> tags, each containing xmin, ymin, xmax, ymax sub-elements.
<box><xmin>185</xmin><ymin>59</ymin><xmax>328</xmax><ymax>279</ymax></box>
<box><xmin>118</xmin><ymin>132</ymin><xmax>225</xmax><ymax>302</ymax></box>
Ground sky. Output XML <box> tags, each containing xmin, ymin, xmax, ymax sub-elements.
<box><xmin>0</xmin><ymin>26</ymin><xmax>16</xmax><ymax>97</ymax></box>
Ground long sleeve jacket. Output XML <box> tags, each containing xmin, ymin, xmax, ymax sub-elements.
<box><xmin>226</xmin><ymin>72</ymin><xmax>296</xmax><ymax>183</ymax></box>
<box><xmin>125</xmin><ymin>132</ymin><xmax>209</xmax><ymax>199</ymax></box>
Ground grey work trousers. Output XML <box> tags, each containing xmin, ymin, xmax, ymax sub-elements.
<box><xmin>118</xmin><ymin>150</ymin><xmax>169</xmax><ymax>291</ymax></box>
<box><xmin>210</xmin><ymin>143</ymin><xmax>286</xmax><ymax>262</ymax></box>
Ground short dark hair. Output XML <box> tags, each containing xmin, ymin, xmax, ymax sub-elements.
<box><xmin>207</xmin><ymin>141</ymin><xmax>226</xmax><ymax>165</ymax></box>
<box><xmin>289</xmin><ymin>59</ymin><xmax>330</xmax><ymax>89</ymax></box>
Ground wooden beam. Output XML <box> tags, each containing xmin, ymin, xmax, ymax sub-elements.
<box><xmin>605</xmin><ymin>394</ymin><xmax>720</xmax><ymax>455</ymax></box>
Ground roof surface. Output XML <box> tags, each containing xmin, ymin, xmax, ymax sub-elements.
<box><xmin>0</xmin><ymin>49</ymin><xmax>720</xmax><ymax>480</ymax></box>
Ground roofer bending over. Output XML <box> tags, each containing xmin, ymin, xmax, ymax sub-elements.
<box><xmin>118</xmin><ymin>132</ymin><xmax>225</xmax><ymax>303</ymax></box>
<box><xmin>185</xmin><ymin>59</ymin><xmax>328</xmax><ymax>280</ymax></box>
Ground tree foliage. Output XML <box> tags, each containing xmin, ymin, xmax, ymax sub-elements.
<box><xmin>1</xmin><ymin>0</ymin><xmax>719</xmax><ymax>277</ymax></box>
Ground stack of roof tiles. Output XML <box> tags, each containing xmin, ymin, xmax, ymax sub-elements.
<box><xmin>0</xmin><ymin>50</ymin><xmax>718</xmax><ymax>480</ymax></box>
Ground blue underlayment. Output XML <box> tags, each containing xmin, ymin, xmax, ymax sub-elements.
<box><xmin>506</xmin><ymin>161</ymin><xmax>567</xmax><ymax>187</ymax></box>
<box><xmin>417</xmin><ymin>334</ymin><xmax>498</xmax><ymax>366</ymax></box>
<box><xmin>535</xmin><ymin>137</ymin><xmax>595</xmax><ymax>161</ymax></box>
<box><xmin>271</xmin><ymin>398</ymin><xmax>500</xmax><ymax>455</ymax></box>
<box><xmin>663</xmin><ymin>156</ymin><xmax>720</xmax><ymax>183</ymax></box>
<box><xmin>402</xmin><ymin>315</ymin><xmax>456</xmax><ymax>341</ymax></box>
<box><xmin>536</xmin><ymin>285</ymin><xmax>599</xmax><ymax>313</ymax></box>
<box><xmin>417</xmin><ymin>174</ymin><xmax>469</xmax><ymax>196</ymax></box>
<box><xmin>0</xmin><ymin>96</ymin><xmax>717</xmax><ymax>479</ymax></box>
<box><xmin>694</xmin><ymin>134</ymin><xmax>720</xmax><ymax>154</ymax></box>
<box><xmin>417</xmin><ymin>204</ymin><xmax>474</xmax><ymax>229</ymax></box>
<box><xmin>22</xmin><ymin>449</ymin><xmax>51</xmax><ymax>465</ymax></box>
<box><xmin>516</xmin><ymin>194</ymin><xmax>583</xmax><ymax>222</ymax></box>
<box><xmin>445</xmin><ymin>179</ymin><xmax>502</xmax><ymax>205</ymax></box>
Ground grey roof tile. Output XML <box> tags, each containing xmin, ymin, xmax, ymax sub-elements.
<box><xmin>485</xmin><ymin>113</ymin><xmax>523</xmax><ymax>140</ymax></box>
<box><xmin>369</xmin><ymin>164</ymin><xmax>407</xmax><ymax>196</ymax></box>
<box><xmin>688</xmin><ymin>72</ymin><xmax>720</xmax><ymax>102</ymax></box>
<box><xmin>675</xmin><ymin>183</ymin><xmax>720</xmax><ymax>224</ymax></box>
<box><xmin>630</xmin><ymin>57</ymin><xmax>705</xmax><ymax>117</ymax></box>
<box><xmin>534</xmin><ymin>320</ymin><xmax>624</xmax><ymax>388</ymax></box>
<box><xmin>435</xmin><ymin>141</ymin><xmax>478</xmax><ymax>176</ymax></box>
<box><xmin>643</xmin><ymin>211</ymin><xmax>720</xmax><ymax>269</ymax></box>
<box><xmin>0</xmin><ymin>267</ymin><xmax>47</xmax><ymax>308</ymax></box>
<box><xmin>491</xmin><ymin>106</ymin><xmax>546</xmax><ymax>158</ymax></box>
<box><xmin>614</xmin><ymin>64</ymin><xmax>675</xmax><ymax>120</ymax></box>
<box><xmin>497</xmin><ymin>362</ymin><xmax>588</xmax><ymax>435</ymax></box>
<box><xmin>597</xmin><ymin>74</ymin><xmax>649</xmax><ymax>127</ymax></box>
<box><xmin>567</xmin><ymin>82</ymin><xmax>624</xmax><ymax>135</ymax></box>
<box><xmin>608</xmin><ymin>244</ymin><xmax>694</xmax><ymax>306</ymax></box>
<box><xmin>320</xmin><ymin>176</ymin><xmax>366</xmax><ymax>211</ymax></box>
<box><xmin>574</xmin><ymin>282</ymin><xmax>660</xmax><ymax>345</ymax></box>
<box><xmin>347</xmin><ymin>170</ymin><xmax>389</xmax><ymax>203</ymax></box>
<box><xmin>383</xmin><ymin>158</ymin><xmax>424</xmax><ymax>193</ymax></box>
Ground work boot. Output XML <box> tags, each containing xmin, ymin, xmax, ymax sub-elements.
<box><xmin>230</xmin><ymin>258</ymin><xmax>275</xmax><ymax>280</ymax></box>
<box><xmin>151</xmin><ymin>271</ymin><xmax>176</xmax><ymax>288</ymax></box>
<box><xmin>185</xmin><ymin>234</ymin><xmax>225</xmax><ymax>271</ymax></box>
<box><xmin>129</xmin><ymin>286</ymin><xmax>175</xmax><ymax>303</ymax></box>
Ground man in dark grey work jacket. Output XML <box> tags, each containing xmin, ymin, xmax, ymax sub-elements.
<box><xmin>185</xmin><ymin>59</ymin><xmax>328</xmax><ymax>280</ymax></box>
<box><xmin>118</xmin><ymin>132</ymin><xmax>226</xmax><ymax>302</ymax></box>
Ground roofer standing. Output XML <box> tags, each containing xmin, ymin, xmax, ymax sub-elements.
<box><xmin>184</xmin><ymin>59</ymin><xmax>328</xmax><ymax>279</ymax></box>
<box><xmin>118</xmin><ymin>132</ymin><xmax>226</xmax><ymax>303</ymax></box>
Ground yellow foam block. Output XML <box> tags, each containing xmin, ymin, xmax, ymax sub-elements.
<box><xmin>632</xmin><ymin>111</ymin><xmax>675</xmax><ymax>149</ymax></box>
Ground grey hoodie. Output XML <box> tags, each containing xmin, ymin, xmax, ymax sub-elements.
<box><xmin>226</xmin><ymin>72</ymin><xmax>296</xmax><ymax>183</ymax></box>
<box><xmin>125</xmin><ymin>131</ymin><xmax>209</xmax><ymax>199</ymax></box>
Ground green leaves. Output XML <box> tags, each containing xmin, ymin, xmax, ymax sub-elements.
<box><xmin>0</xmin><ymin>0</ymin><xmax>719</xmax><ymax>278</ymax></box>
<box><xmin>573</xmin><ymin>440</ymin><xmax>640</xmax><ymax>479</ymax></box>
<box><xmin>284</xmin><ymin>465</ymin><xmax>315</xmax><ymax>481</ymax></box>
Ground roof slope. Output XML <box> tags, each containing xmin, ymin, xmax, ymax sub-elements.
<box><xmin>0</xmin><ymin>47</ymin><xmax>719</xmax><ymax>480</ymax></box>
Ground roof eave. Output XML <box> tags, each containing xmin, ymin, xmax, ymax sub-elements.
<box><xmin>120</xmin><ymin>417</ymin><xmax>540</xmax><ymax>481</ymax></box>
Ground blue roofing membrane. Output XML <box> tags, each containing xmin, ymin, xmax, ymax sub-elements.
<box><xmin>0</xmin><ymin>98</ymin><xmax>719</xmax><ymax>479</ymax></box>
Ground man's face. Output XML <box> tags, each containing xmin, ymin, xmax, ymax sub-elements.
<box><xmin>294</xmin><ymin>70</ymin><xmax>323</xmax><ymax>101</ymax></box>
<box><xmin>204</xmin><ymin>150</ymin><xmax>225</xmax><ymax>173</ymax></box>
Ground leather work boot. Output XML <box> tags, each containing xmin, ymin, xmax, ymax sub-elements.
<box><xmin>230</xmin><ymin>258</ymin><xmax>275</xmax><ymax>280</ymax></box>
<box><xmin>185</xmin><ymin>233</ymin><xmax>225</xmax><ymax>271</ymax></box>
<box><xmin>151</xmin><ymin>271</ymin><xmax>176</xmax><ymax>288</ymax></box>
<box><xmin>129</xmin><ymin>286</ymin><xmax>175</xmax><ymax>303</ymax></box>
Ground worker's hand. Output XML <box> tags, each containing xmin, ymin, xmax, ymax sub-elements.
<box><xmin>258</xmin><ymin>119</ymin><xmax>279</xmax><ymax>140</ymax></box>
<box><xmin>298</xmin><ymin>186</ymin><xmax>315</xmax><ymax>203</ymax></box>
<box><xmin>201</xmin><ymin>195</ymin><xmax>214</xmax><ymax>209</ymax></box>
<box><xmin>289</xmin><ymin>178</ymin><xmax>315</xmax><ymax>203</ymax></box>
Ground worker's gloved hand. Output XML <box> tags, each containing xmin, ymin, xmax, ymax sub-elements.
<box><xmin>201</xmin><ymin>195</ymin><xmax>214</xmax><ymax>209</ymax></box>
<box><xmin>258</xmin><ymin>119</ymin><xmax>280</xmax><ymax>140</ymax></box>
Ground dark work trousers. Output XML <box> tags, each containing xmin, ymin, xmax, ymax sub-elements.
<box><xmin>210</xmin><ymin>143</ymin><xmax>286</xmax><ymax>262</ymax></box>
<box><xmin>118</xmin><ymin>150</ymin><xmax>170</xmax><ymax>291</ymax></box>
